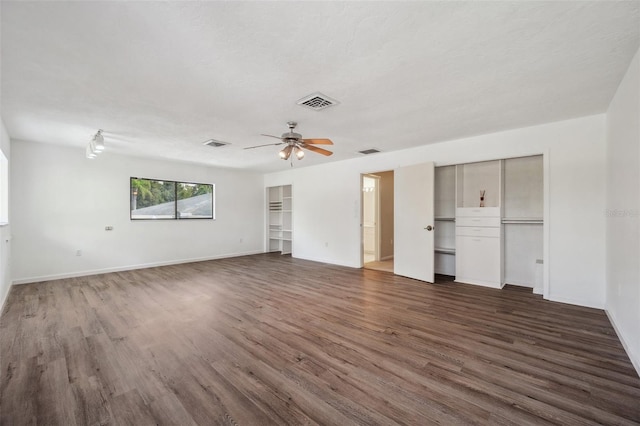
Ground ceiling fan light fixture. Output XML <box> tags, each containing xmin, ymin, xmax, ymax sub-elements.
<box><xmin>245</xmin><ymin>121</ymin><xmax>334</xmax><ymax>161</ymax></box>
<box><xmin>279</xmin><ymin>145</ymin><xmax>293</xmax><ymax>160</ymax></box>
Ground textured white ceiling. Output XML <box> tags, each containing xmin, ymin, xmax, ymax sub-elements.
<box><xmin>1</xmin><ymin>1</ymin><xmax>639</xmax><ymax>172</ymax></box>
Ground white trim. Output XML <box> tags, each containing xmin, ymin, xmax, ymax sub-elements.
<box><xmin>11</xmin><ymin>250</ymin><xmax>264</xmax><ymax>285</ymax></box>
<box><xmin>292</xmin><ymin>253</ymin><xmax>357</xmax><ymax>269</ymax></box>
<box><xmin>547</xmin><ymin>295</ymin><xmax>604</xmax><ymax>310</ymax></box>
<box><xmin>0</xmin><ymin>282</ymin><xmax>13</xmax><ymax>317</ymax></box>
<box><xmin>504</xmin><ymin>281</ymin><xmax>535</xmax><ymax>289</ymax></box>
<box><xmin>606</xmin><ymin>309</ymin><xmax>640</xmax><ymax>376</ymax></box>
<box><xmin>455</xmin><ymin>278</ymin><xmax>505</xmax><ymax>289</ymax></box>
<box><xmin>542</xmin><ymin>148</ymin><xmax>551</xmax><ymax>300</ymax></box>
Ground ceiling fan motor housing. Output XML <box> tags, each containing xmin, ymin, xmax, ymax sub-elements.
<box><xmin>283</xmin><ymin>132</ymin><xmax>302</xmax><ymax>140</ymax></box>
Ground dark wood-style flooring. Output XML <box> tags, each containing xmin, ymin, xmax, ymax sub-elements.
<box><xmin>1</xmin><ymin>253</ymin><xmax>639</xmax><ymax>425</ymax></box>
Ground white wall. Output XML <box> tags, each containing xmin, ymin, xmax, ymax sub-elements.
<box><xmin>0</xmin><ymin>120</ymin><xmax>11</xmax><ymax>311</ymax></box>
<box><xmin>606</xmin><ymin>47</ymin><xmax>640</xmax><ymax>373</ymax></box>
<box><xmin>11</xmin><ymin>140</ymin><xmax>264</xmax><ymax>283</ymax></box>
<box><xmin>265</xmin><ymin>114</ymin><xmax>607</xmax><ymax>309</ymax></box>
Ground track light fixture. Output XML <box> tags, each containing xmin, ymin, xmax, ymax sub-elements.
<box><xmin>86</xmin><ymin>130</ymin><xmax>105</xmax><ymax>159</ymax></box>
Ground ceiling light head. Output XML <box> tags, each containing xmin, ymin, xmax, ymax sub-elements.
<box><xmin>86</xmin><ymin>145</ymin><xmax>97</xmax><ymax>159</ymax></box>
<box><xmin>89</xmin><ymin>139</ymin><xmax>99</xmax><ymax>154</ymax></box>
<box><xmin>93</xmin><ymin>130</ymin><xmax>105</xmax><ymax>152</ymax></box>
<box><xmin>295</xmin><ymin>147</ymin><xmax>305</xmax><ymax>159</ymax></box>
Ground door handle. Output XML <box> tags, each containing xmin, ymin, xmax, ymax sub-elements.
<box><xmin>424</xmin><ymin>225</ymin><xmax>434</xmax><ymax>231</ymax></box>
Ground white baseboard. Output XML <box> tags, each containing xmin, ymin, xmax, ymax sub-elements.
<box><xmin>292</xmin><ymin>254</ymin><xmax>359</xmax><ymax>269</ymax></box>
<box><xmin>546</xmin><ymin>294</ymin><xmax>604</xmax><ymax>310</ymax></box>
<box><xmin>455</xmin><ymin>278</ymin><xmax>503</xmax><ymax>289</ymax></box>
<box><xmin>12</xmin><ymin>250</ymin><xmax>264</xmax><ymax>285</ymax></box>
<box><xmin>605</xmin><ymin>309</ymin><xmax>640</xmax><ymax>377</ymax></box>
<box><xmin>380</xmin><ymin>255</ymin><xmax>394</xmax><ymax>261</ymax></box>
<box><xmin>0</xmin><ymin>282</ymin><xmax>13</xmax><ymax>317</ymax></box>
<box><xmin>503</xmin><ymin>280</ymin><xmax>534</xmax><ymax>289</ymax></box>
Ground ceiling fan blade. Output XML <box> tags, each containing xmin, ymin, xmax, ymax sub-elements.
<box><xmin>302</xmin><ymin>138</ymin><xmax>333</xmax><ymax>145</ymax></box>
<box><xmin>244</xmin><ymin>142</ymin><xmax>285</xmax><ymax>150</ymax></box>
<box><xmin>261</xmin><ymin>134</ymin><xmax>284</xmax><ymax>140</ymax></box>
<box><xmin>301</xmin><ymin>144</ymin><xmax>333</xmax><ymax>156</ymax></box>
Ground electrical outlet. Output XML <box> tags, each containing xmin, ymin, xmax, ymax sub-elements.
<box><xmin>76</xmin><ymin>250</ymin><xmax>82</xmax><ymax>256</ymax></box>
<box><xmin>239</xmin><ymin>237</ymin><xmax>243</xmax><ymax>243</ymax></box>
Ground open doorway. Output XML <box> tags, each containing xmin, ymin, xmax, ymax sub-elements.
<box><xmin>361</xmin><ymin>171</ymin><xmax>394</xmax><ymax>272</ymax></box>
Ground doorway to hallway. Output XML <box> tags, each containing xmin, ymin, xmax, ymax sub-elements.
<box><xmin>361</xmin><ymin>171</ymin><xmax>394</xmax><ymax>273</ymax></box>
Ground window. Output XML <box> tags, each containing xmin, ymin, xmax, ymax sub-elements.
<box><xmin>130</xmin><ymin>177</ymin><xmax>214</xmax><ymax>220</ymax></box>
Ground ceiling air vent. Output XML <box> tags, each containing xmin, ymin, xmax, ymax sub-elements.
<box><xmin>202</xmin><ymin>139</ymin><xmax>230</xmax><ymax>147</ymax></box>
<box><xmin>296</xmin><ymin>92</ymin><xmax>339</xmax><ymax>111</ymax></box>
<box><xmin>358</xmin><ymin>148</ymin><xmax>381</xmax><ymax>155</ymax></box>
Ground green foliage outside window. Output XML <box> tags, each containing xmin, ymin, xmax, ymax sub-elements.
<box><xmin>131</xmin><ymin>178</ymin><xmax>214</xmax><ymax>220</ymax></box>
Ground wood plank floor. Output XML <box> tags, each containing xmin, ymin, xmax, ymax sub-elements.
<box><xmin>1</xmin><ymin>253</ymin><xmax>639</xmax><ymax>425</ymax></box>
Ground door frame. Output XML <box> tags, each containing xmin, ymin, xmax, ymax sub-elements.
<box><xmin>360</xmin><ymin>173</ymin><xmax>381</xmax><ymax>267</ymax></box>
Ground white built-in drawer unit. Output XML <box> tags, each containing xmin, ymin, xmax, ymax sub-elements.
<box><xmin>455</xmin><ymin>166</ymin><xmax>503</xmax><ymax>288</ymax></box>
<box><xmin>456</xmin><ymin>217</ymin><xmax>501</xmax><ymax>228</ymax></box>
<box><xmin>455</xmin><ymin>216</ymin><xmax>503</xmax><ymax>288</ymax></box>
<box><xmin>456</xmin><ymin>207</ymin><xmax>501</xmax><ymax>217</ymax></box>
<box><xmin>456</xmin><ymin>226</ymin><xmax>501</xmax><ymax>238</ymax></box>
<box><xmin>455</xmin><ymin>235</ymin><xmax>501</xmax><ymax>287</ymax></box>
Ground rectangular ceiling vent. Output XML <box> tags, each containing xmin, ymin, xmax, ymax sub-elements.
<box><xmin>202</xmin><ymin>139</ymin><xmax>230</xmax><ymax>148</ymax></box>
<box><xmin>358</xmin><ymin>148</ymin><xmax>381</xmax><ymax>155</ymax></box>
<box><xmin>296</xmin><ymin>92</ymin><xmax>339</xmax><ymax>111</ymax></box>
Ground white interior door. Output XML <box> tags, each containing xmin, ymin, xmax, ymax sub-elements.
<box><xmin>394</xmin><ymin>162</ymin><xmax>435</xmax><ymax>282</ymax></box>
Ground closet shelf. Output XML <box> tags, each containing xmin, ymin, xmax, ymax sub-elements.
<box><xmin>268</xmin><ymin>185</ymin><xmax>293</xmax><ymax>255</ymax></box>
<box><xmin>501</xmin><ymin>218</ymin><xmax>543</xmax><ymax>224</ymax></box>
<box><xmin>435</xmin><ymin>247</ymin><xmax>456</xmax><ymax>255</ymax></box>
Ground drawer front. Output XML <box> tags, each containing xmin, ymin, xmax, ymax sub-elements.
<box><xmin>456</xmin><ymin>217</ymin><xmax>501</xmax><ymax>227</ymax></box>
<box><xmin>456</xmin><ymin>207</ymin><xmax>500</xmax><ymax>217</ymax></box>
<box><xmin>456</xmin><ymin>226</ymin><xmax>501</xmax><ymax>238</ymax></box>
<box><xmin>456</xmin><ymin>235</ymin><xmax>501</xmax><ymax>283</ymax></box>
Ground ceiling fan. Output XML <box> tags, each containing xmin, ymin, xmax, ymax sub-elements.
<box><xmin>244</xmin><ymin>121</ymin><xmax>333</xmax><ymax>161</ymax></box>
